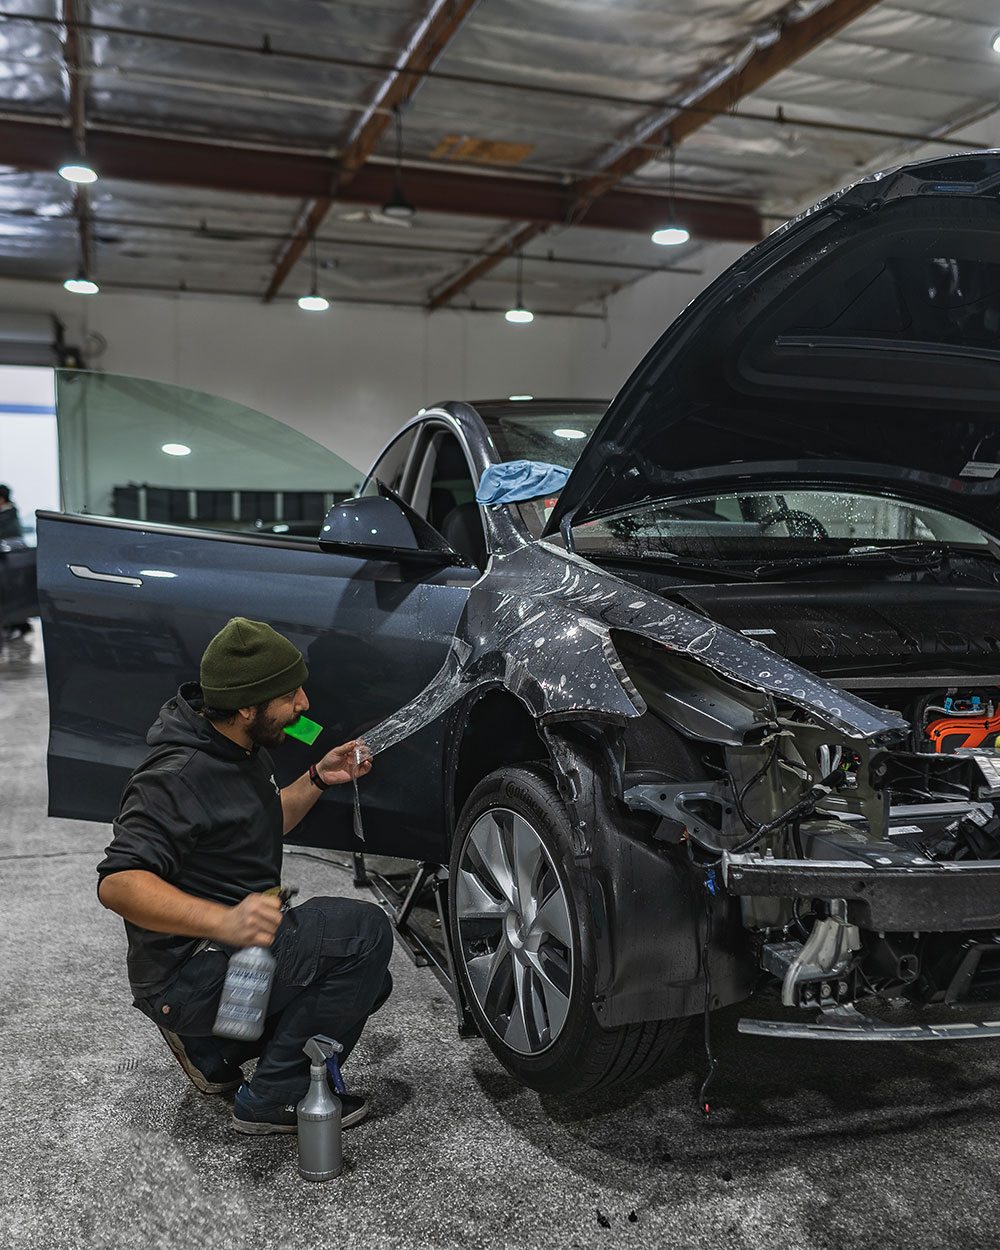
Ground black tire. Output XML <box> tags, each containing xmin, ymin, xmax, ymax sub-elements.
<box><xmin>448</xmin><ymin>764</ymin><xmax>687</xmax><ymax>1095</ymax></box>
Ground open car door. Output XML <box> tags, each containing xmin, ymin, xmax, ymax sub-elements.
<box><xmin>39</xmin><ymin>372</ymin><xmax>478</xmax><ymax>860</ymax></box>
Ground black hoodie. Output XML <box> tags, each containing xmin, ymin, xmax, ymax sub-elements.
<box><xmin>97</xmin><ymin>682</ymin><xmax>284</xmax><ymax>996</ymax></box>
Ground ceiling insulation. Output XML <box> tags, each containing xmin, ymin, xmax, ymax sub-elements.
<box><xmin>0</xmin><ymin>0</ymin><xmax>996</xmax><ymax>311</ymax></box>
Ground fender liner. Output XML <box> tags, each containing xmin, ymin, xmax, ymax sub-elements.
<box><xmin>540</xmin><ymin>719</ymin><xmax>755</xmax><ymax>1026</ymax></box>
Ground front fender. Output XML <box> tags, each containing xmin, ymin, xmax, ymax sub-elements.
<box><xmin>361</xmin><ymin>538</ymin><xmax>906</xmax><ymax>762</ymax></box>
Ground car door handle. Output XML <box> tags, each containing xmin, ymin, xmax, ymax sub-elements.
<box><xmin>69</xmin><ymin>564</ymin><xmax>143</xmax><ymax>588</ymax></box>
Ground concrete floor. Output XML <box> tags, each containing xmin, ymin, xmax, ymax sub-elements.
<box><xmin>5</xmin><ymin>627</ymin><xmax>1000</xmax><ymax>1249</ymax></box>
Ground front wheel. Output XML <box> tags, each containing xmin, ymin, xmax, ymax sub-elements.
<box><xmin>448</xmin><ymin>765</ymin><xmax>686</xmax><ymax>1095</ymax></box>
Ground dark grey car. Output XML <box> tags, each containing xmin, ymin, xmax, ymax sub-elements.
<box><xmin>40</xmin><ymin>151</ymin><xmax>1000</xmax><ymax>1096</ymax></box>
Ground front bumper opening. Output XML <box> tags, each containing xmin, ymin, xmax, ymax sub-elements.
<box><xmin>722</xmin><ymin>852</ymin><xmax>1000</xmax><ymax>932</ymax></box>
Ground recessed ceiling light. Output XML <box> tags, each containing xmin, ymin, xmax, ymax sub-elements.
<box><xmin>161</xmin><ymin>442</ymin><xmax>191</xmax><ymax>456</ymax></box>
<box><xmin>505</xmin><ymin>307</ymin><xmax>534</xmax><ymax>324</ymax></box>
<box><xmin>508</xmin><ymin>395</ymin><xmax>533</xmax><ymax>401</ymax></box>
<box><xmin>58</xmin><ymin>162</ymin><xmax>98</xmax><ymax>184</ymax></box>
<box><xmin>553</xmin><ymin>427</ymin><xmax>587</xmax><ymax>439</ymax></box>
<box><xmin>992</xmin><ymin>30</ymin><xmax>1000</xmax><ymax>54</ymax></box>
<box><xmin>651</xmin><ymin>225</ymin><xmax>690</xmax><ymax>246</ymax></box>
<box><xmin>298</xmin><ymin>294</ymin><xmax>330</xmax><ymax>312</ymax></box>
<box><xmin>63</xmin><ymin>276</ymin><xmax>99</xmax><ymax>294</ymax></box>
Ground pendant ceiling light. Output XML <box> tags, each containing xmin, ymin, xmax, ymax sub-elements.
<box><xmin>58</xmin><ymin>163</ymin><xmax>98</xmax><ymax>184</ymax></box>
<box><xmin>505</xmin><ymin>251</ymin><xmax>534</xmax><ymax>324</ymax></box>
<box><xmin>63</xmin><ymin>272</ymin><xmax>99</xmax><ymax>295</ymax></box>
<box><xmin>298</xmin><ymin>236</ymin><xmax>330</xmax><ymax>311</ymax></box>
<box><xmin>382</xmin><ymin>106</ymin><xmax>415</xmax><ymax>220</ymax></box>
<box><xmin>651</xmin><ymin>140</ymin><xmax>690</xmax><ymax>247</ymax></box>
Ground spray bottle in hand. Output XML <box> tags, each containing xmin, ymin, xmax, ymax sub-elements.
<box><xmin>212</xmin><ymin>887</ymin><xmax>296</xmax><ymax>1040</ymax></box>
<box><xmin>212</xmin><ymin>943</ymin><xmax>276</xmax><ymax>1041</ymax></box>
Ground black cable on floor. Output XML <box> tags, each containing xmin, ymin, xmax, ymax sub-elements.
<box><xmin>698</xmin><ymin>867</ymin><xmax>718</xmax><ymax>1117</ymax></box>
<box><xmin>283</xmin><ymin>847</ymin><xmax>355</xmax><ymax>868</ymax></box>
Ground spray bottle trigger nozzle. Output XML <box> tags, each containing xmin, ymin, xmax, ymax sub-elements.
<box><xmin>303</xmin><ymin>1034</ymin><xmax>344</xmax><ymax>1065</ymax></box>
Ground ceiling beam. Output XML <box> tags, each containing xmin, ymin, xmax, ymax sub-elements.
<box><xmin>262</xmin><ymin>0</ymin><xmax>481</xmax><ymax>304</ymax></box>
<box><xmin>5</xmin><ymin>209</ymin><xmax>705</xmax><ymax>275</ymax></box>
<box><xmin>0</xmin><ymin>118</ymin><xmax>762</xmax><ymax>241</ymax></box>
<box><xmin>578</xmin><ymin>0</ymin><xmax>886</xmax><ymax>199</ymax></box>
<box><xmin>427</xmin><ymin>0</ymin><xmax>882</xmax><ymax>310</ymax></box>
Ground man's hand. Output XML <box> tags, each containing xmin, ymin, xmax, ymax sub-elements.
<box><xmin>316</xmin><ymin>738</ymin><xmax>373</xmax><ymax>787</ymax></box>
<box><xmin>279</xmin><ymin>739</ymin><xmax>373</xmax><ymax>834</ymax></box>
<box><xmin>216</xmin><ymin>892</ymin><xmax>283</xmax><ymax>947</ymax></box>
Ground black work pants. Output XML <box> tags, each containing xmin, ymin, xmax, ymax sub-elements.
<box><xmin>137</xmin><ymin>896</ymin><xmax>394</xmax><ymax>1102</ymax></box>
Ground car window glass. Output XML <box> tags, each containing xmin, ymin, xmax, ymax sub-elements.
<box><xmin>362</xmin><ymin>426</ymin><xmax>419</xmax><ymax>500</ymax></box>
<box><xmin>55</xmin><ymin>371</ymin><xmax>363</xmax><ymax>540</ymax></box>
<box><xmin>405</xmin><ymin>428</ymin><xmax>485</xmax><ymax>568</ymax></box>
<box><xmin>409</xmin><ymin>432</ymin><xmax>444</xmax><ymax>520</ymax></box>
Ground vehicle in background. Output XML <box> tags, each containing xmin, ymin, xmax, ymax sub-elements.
<box><xmin>0</xmin><ymin>536</ymin><xmax>38</xmax><ymax>635</ymax></box>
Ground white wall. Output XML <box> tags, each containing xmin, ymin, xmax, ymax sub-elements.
<box><xmin>0</xmin><ymin>243</ymin><xmax>749</xmax><ymax>471</ymax></box>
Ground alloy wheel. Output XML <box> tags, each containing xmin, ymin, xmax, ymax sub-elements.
<box><xmin>454</xmin><ymin>806</ymin><xmax>574</xmax><ymax>1055</ymax></box>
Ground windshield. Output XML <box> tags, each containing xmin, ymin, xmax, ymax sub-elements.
<box><xmin>483</xmin><ymin>406</ymin><xmax>605</xmax><ymax>536</ymax></box>
<box><xmin>571</xmin><ymin>487</ymin><xmax>991</xmax><ymax>561</ymax></box>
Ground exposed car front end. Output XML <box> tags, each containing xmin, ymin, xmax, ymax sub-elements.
<box><xmin>467</xmin><ymin>151</ymin><xmax>1000</xmax><ymax>1060</ymax></box>
<box><xmin>610</xmin><ymin>620</ymin><xmax>1000</xmax><ymax>1037</ymax></box>
<box><xmin>343</xmin><ymin>178</ymin><xmax>1000</xmax><ymax>1079</ymax></box>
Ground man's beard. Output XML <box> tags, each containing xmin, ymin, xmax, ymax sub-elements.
<box><xmin>246</xmin><ymin>706</ymin><xmax>298</xmax><ymax>748</ymax></box>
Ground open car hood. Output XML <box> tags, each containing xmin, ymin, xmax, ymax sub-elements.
<box><xmin>545</xmin><ymin>152</ymin><xmax>1000</xmax><ymax>538</ymax></box>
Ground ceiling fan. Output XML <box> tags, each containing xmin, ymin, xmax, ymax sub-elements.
<box><xmin>336</xmin><ymin>106</ymin><xmax>416</xmax><ymax>229</ymax></box>
<box><xmin>335</xmin><ymin>206</ymin><xmax>413</xmax><ymax>228</ymax></box>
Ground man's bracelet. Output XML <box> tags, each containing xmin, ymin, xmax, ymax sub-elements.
<box><xmin>308</xmin><ymin>763</ymin><xmax>331</xmax><ymax>791</ymax></box>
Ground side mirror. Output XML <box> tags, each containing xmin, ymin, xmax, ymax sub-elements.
<box><xmin>318</xmin><ymin>489</ymin><xmax>475</xmax><ymax>567</ymax></box>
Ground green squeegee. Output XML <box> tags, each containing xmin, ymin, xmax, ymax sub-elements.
<box><xmin>283</xmin><ymin>715</ymin><xmax>323</xmax><ymax>745</ymax></box>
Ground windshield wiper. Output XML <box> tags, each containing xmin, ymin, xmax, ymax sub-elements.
<box><xmin>585</xmin><ymin>548</ymin><xmax>759</xmax><ymax>581</ymax></box>
<box><xmin>587</xmin><ymin>541</ymin><xmax>1000</xmax><ymax>583</ymax></box>
<box><xmin>752</xmin><ymin>543</ymin><xmax>974</xmax><ymax>579</ymax></box>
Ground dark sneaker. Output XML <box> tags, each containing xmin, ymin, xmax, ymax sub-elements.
<box><xmin>339</xmin><ymin>1093</ymin><xmax>370</xmax><ymax>1129</ymax></box>
<box><xmin>233</xmin><ymin>1084</ymin><xmax>298</xmax><ymax>1135</ymax></box>
<box><xmin>157</xmin><ymin>1026</ymin><xmax>244</xmax><ymax>1095</ymax></box>
<box><xmin>232</xmin><ymin>1083</ymin><xmax>370</xmax><ymax>1135</ymax></box>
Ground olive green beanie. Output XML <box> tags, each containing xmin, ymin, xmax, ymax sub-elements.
<box><xmin>200</xmin><ymin>617</ymin><xmax>308</xmax><ymax>709</ymax></box>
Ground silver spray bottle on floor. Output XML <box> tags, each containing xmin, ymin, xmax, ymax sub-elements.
<box><xmin>297</xmin><ymin>1035</ymin><xmax>344</xmax><ymax>1182</ymax></box>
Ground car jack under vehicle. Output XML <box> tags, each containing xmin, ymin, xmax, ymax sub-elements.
<box><xmin>350</xmin><ymin>851</ymin><xmax>480</xmax><ymax>1037</ymax></box>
